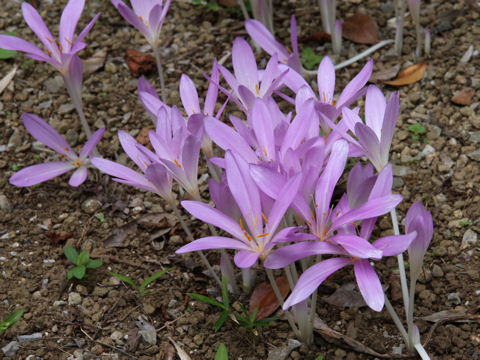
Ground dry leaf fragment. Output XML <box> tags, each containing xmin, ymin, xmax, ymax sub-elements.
<box><xmin>300</xmin><ymin>31</ymin><xmax>331</xmax><ymax>44</ymax></box>
<box><xmin>83</xmin><ymin>49</ymin><xmax>107</xmax><ymax>76</ymax></box>
<box><xmin>125</xmin><ymin>49</ymin><xmax>156</xmax><ymax>76</ymax></box>
<box><xmin>323</xmin><ymin>282</ymin><xmax>366</xmax><ymax>308</ymax></box>
<box><xmin>167</xmin><ymin>336</ymin><xmax>192</xmax><ymax>360</ymax></box>
<box><xmin>104</xmin><ymin>221</ymin><xmax>137</xmax><ymax>248</ymax></box>
<box><xmin>451</xmin><ymin>89</ymin><xmax>475</xmax><ymax>106</ymax></box>
<box><xmin>249</xmin><ymin>276</ymin><xmax>290</xmax><ymax>320</ymax></box>
<box><xmin>369</xmin><ymin>64</ymin><xmax>401</xmax><ymax>82</ymax></box>
<box><xmin>383</xmin><ymin>62</ymin><xmax>427</xmax><ymax>86</ymax></box>
<box><xmin>342</xmin><ymin>13</ymin><xmax>379</xmax><ymax>45</ymax></box>
<box><xmin>0</xmin><ymin>66</ymin><xmax>17</xmax><ymax>95</ymax></box>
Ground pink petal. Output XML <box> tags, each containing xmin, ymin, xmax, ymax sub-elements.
<box><xmin>232</xmin><ymin>37</ymin><xmax>258</xmax><ymax>92</ymax></box>
<box><xmin>234</xmin><ymin>250</ymin><xmax>261</xmax><ymax>268</ymax></box>
<box><xmin>365</xmin><ymin>85</ymin><xmax>386</xmax><ymax>139</ymax></box>
<box><xmin>71</xmin><ymin>12</ymin><xmax>101</xmax><ymax>53</ymax></box>
<box><xmin>245</xmin><ymin>19</ymin><xmax>289</xmax><ymax>62</ymax></box>
<box><xmin>317</xmin><ymin>56</ymin><xmax>335</xmax><ymax>104</ymax></box>
<box><xmin>336</xmin><ymin>59</ymin><xmax>373</xmax><ymax>108</ymax></box>
<box><xmin>372</xmin><ymin>232</ymin><xmax>416</xmax><ymax>257</ymax></box>
<box><xmin>9</xmin><ymin>161</ymin><xmax>74</xmax><ymax>187</ymax></box>
<box><xmin>0</xmin><ymin>35</ymin><xmax>48</xmax><ymax>60</ymax></box>
<box><xmin>79</xmin><ymin>128</ymin><xmax>104</xmax><ymax>159</ymax></box>
<box><xmin>69</xmin><ymin>165</ymin><xmax>88</xmax><ymax>186</ymax></box>
<box><xmin>175</xmin><ymin>236</ymin><xmax>250</xmax><ymax>253</ymax></box>
<box><xmin>59</xmin><ymin>0</ymin><xmax>85</xmax><ymax>52</ymax></box>
<box><xmin>354</xmin><ymin>259</ymin><xmax>384</xmax><ymax>312</ymax></box>
<box><xmin>180</xmin><ymin>74</ymin><xmax>200</xmax><ymax>116</ymax></box>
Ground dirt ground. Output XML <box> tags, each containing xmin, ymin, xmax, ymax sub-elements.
<box><xmin>0</xmin><ymin>0</ymin><xmax>479</xmax><ymax>359</ymax></box>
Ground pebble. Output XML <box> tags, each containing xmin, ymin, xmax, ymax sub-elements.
<box><xmin>169</xmin><ymin>235</ymin><xmax>184</xmax><ymax>246</ymax></box>
<box><xmin>43</xmin><ymin>76</ymin><xmax>63</xmax><ymax>93</ymax></box>
<box><xmin>0</xmin><ymin>194</ymin><xmax>12</xmax><ymax>212</ymax></box>
<box><xmin>17</xmin><ymin>333</ymin><xmax>42</xmax><ymax>343</ymax></box>
<box><xmin>110</xmin><ymin>331</ymin><xmax>123</xmax><ymax>345</ymax></box>
<box><xmin>267</xmin><ymin>339</ymin><xmax>301</xmax><ymax>360</ymax></box>
<box><xmin>91</xmin><ymin>286</ymin><xmax>109</xmax><ymax>297</ymax></box>
<box><xmin>68</xmin><ymin>292</ymin><xmax>82</xmax><ymax>306</ymax></box>
<box><xmin>193</xmin><ymin>334</ymin><xmax>204</xmax><ymax>346</ymax></box>
<box><xmin>8</xmin><ymin>129</ymin><xmax>22</xmax><ymax>148</ymax></box>
<box><xmin>462</xmin><ymin>229</ymin><xmax>478</xmax><ymax>247</ymax></box>
<box><xmin>138</xmin><ymin>329</ymin><xmax>157</xmax><ymax>346</ymax></box>
<box><xmin>81</xmin><ymin>199</ymin><xmax>102</xmax><ymax>214</ymax></box>
<box><xmin>447</xmin><ymin>293</ymin><xmax>462</xmax><ymax>306</ymax></box>
<box><xmin>1</xmin><ymin>341</ymin><xmax>19</xmax><ymax>357</ymax></box>
<box><xmin>392</xmin><ymin>165</ymin><xmax>412</xmax><ymax>177</ymax></box>
<box><xmin>467</xmin><ymin>150</ymin><xmax>480</xmax><ymax>162</ymax></box>
<box><xmin>432</xmin><ymin>264</ymin><xmax>444</xmax><ymax>277</ymax></box>
<box><xmin>58</xmin><ymin>103</ymin><xmax>75</xmax><ymax>114</ymax></box>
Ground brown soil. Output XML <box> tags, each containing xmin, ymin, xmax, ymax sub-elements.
<box><xmin>0</xmin><ymin>0</ymin><xmax>479</xmax><ymax>359</ymax></box>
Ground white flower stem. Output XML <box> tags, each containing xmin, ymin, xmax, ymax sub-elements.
<box><xmin>171</xmin><ymin>203</ymin><xmax>222</xmax><ymax>288</ymax></box>
<box><xmin>153</xmin><ymin>46</ymin><xmax>167</xmax><ymax>103</ymax></box>
<box><xmin>414</xmin><ymin>342</ymin><xmax>431</xmax><ymax>360</ymax></box>
<box><xmin>384</xmin><ymin>293</ymin><xmax>409</xmax><ymax>345</ymax></box>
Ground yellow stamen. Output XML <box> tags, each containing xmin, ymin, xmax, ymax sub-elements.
<box><xmin>173</xmin><ymin>159</ymin><xmax>182</xmax><ymax>168</ymax></box>
<box><xmin>59</xmin><ymin>154</ymin><xmax>66</xmax><ymax>158</ymax></box>
<box><xmin>322</xmin><ymin>92</ymin><xmax>327</xmax><ymax>103</ymax></box>
<box><xmin>261</xmin><ymin>212</ymin><xmax>268</xmax><ymax>224</ymax></box>
<box><xmin>65</xmin><ymin>38</ymin><xmax>72</xmax><ymax>46</ymax></box>
<box><xmin>45</xmin><ymin>49</ymin><xmax>52</xmax><ymax>55</ymax></box>
<box><xmin>309</xmin><ymin>209</ymin><xmax>315</xmax><ymax>221</ymax></box>
<box><xmin>254</xmin><ymin>216</ymin><xmax>258</xmax><ymax>229</ymax></box>
<box><xmin>255</xmin><ymin>83</ymin><xmax>260</xmax><ymax>96</ymax></box>
<box><xmin>262</xmin><ymin>145</ymin><xmax>268</xmax><ymax>158</ymax></box>
<box><xmin>322</xmin><ymin>212</ymin><xmax>328</xmax><ymax>217</ymax></box>
<box><xmin>239</xmin><ymin>219</ymin><xmax>245</xmax><ymax>231</ymax></box>
<box><xmin>257</xmin><ymin>232</ymin><xmax>270</xmax><ymax>238</ymax></box>
<box><xmin>335</xmin><ymin>210</ymin><xmax>341</xmax><ymax>217</ymax></box>
<box><xmin>46</xmin><ymin>37</ymin><xmax>55</xmax><ymax>43</ymax></box>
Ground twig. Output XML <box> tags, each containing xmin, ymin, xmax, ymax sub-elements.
<box><xmin>80</xmin><ymin>328</ymin><xmax>139</xmax><ymax>359</ymax></box>
<box><xmin>156</xmin><ymin>312</ymin><xmax>189</xmax><ymax>332</ymax></box>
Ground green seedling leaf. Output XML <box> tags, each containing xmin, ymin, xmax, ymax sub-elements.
<box><xmin>96</xmin><ymin>213</ymin><xmax>105</xmax><ymax>223</ymax></box>
<box><xmin>86</xmin><ymin>259</ymin><xmax>103</xmax><ymax>269</ymax></box>
<box><xmin>221</xmin><ymin>275</ymin><xmax>229</xmax><ymax>309</ymax></box>
<box><xmin>77</xmin><ymin>251</ymin><xmax>90</xmax><ymax>266</ymax></box>
<box><xmin>253</xmin><ymin>316</ymin><xmax>278</xmax><ymax>326</ymax></box>
<box><xmin>11</xmin><ymin>164</ymin><xmax>19</xmax><ymax>171</ymax></box>
<box><xmin>109</xmin><ymin>272</ymin><xmax>139</xmax><ymax>290</ymax></box>
<box><xmin>69</xmin><ymin>266</ymin><xmax>86</xmax><ymax>280</ymax></box>
<box><xmin>187</xmin><ymin>293</ymin><xmax>226</xmax><ymax>309</ymax></box>
<box><xmin>215</xmin><ymin>344</ymin><xmax>228</xmax><ymax>360</ymax></box>
<box><xmin>140</xmin><ymin>267</ymin><xmax>172</xmax><ymax>290</ymax></box>
<box><xmin>408</xmin><ymin>123</ymin><xmax>426</xmax><ymax>134</ymax></box>
<box><xmin>0</xmin><ymin>309</ymin><xmax>25</xmax><ymax>334</ymax></box>
<box><xmin>301</xmin><ymin>47</ymin><xmax>323</xmax><ymax>70</ymax></box>
<box><xmin>0</xmin><ymin>32</ymin><xmax>17</xmax><ymax>60</ymax></box>
<box><xmin>215</xmin><ymin>310</ymin><xmax>229</xmax><ymax>332</ymax></box>
<box><xmin>250</xmin><ymin>306</ymin><xmax>259</xmax><ymax>323</ymax></box>
<box><xmin>64</xmin><ymin>246</ymin><xmax>79</xmax><ymax>265</ymax></box>
<box><xmin>459</xmin><ymin>220</ymin><xmax>471</xmax><ymax>228</ymax></box>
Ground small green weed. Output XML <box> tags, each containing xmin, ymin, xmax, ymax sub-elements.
<box><xmin>459</xmin><ymin>220</ymin><xmax>471</xmax><ymax>228</ymax></box>
<box><xmin>109</xmin><ymin>268</ymin><xmax>172</xmax><ymax>297</ymax></box>
<box><xmin>193</xmin><ymin>0</ymin><xmax>220</xmax><ymax>10</ymax></box>
<box><xmin>215</xmin><ymin>343</ymin><xmax>228</xmax><ymax>360</ymax></box>
<box><xmin>11</xmin><ymin>164</ymin><xmax>19</xmax><ymax>171</ymax></box>
<box><xmin>0</xmin><ymin>309</ymin><xmax>25</xmax><ymax>335</ymax></box>
<box><xmin>301</xmin><ymin>47</ymin><xmax>323</xmax><ymax>70</ymax></box>
<box><xmin>64</xmin><ymin>246</ymin><xmax>103</xmax><ymax>280</ymax></box>
<box><xmin>408</xmin><ymin>123</ymin><xmax>426</xmax><ymax>140</ymax></box>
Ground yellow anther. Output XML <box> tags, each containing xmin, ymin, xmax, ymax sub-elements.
<box><xmin>45</xmin><ymin>49</ymin><xmax>52</xmax><ymax>55</ymax></box>
<box><xmin>46</xmin><ymin>37</ymin><xmax>55</xmax><ymax>43</ymax></box>
<box><xmin>322</xmin><ymin>92</ymin><xmax>327</xmax><ymax>103</ymax></box>
<box><xmin>254</xmin><ymin>216</ymin><xmax>258</xmax><ymax>229</ymax></box>
<box><xmin>59</xmin><ymin>154</ymin><xmax>66</xmax><ymax>158</ymax></box>
<box><xmin>336</xmin><ymin>210</ymin><xmax>341</xmax><ymax>217</ymax></box>
<box><xmin>309</xmin><ymin>209</ymin><xmax>315</xmax><ymax>220</ymax></box>
<box><xmin>65</xmin><ymin>38</ymin><xmax>72</xmax><ymax>46</ymax></box>
<box><xmin>239</xmin><ymin>219</ymin><xmax>245</xmax><ymax>231</ymax></box>
<box><xmin>261</xmin><ymin>212</ymin><xmax>268</xmax><ymax>224</ymax></box>
<box><xmin>255</xmin><ymin>83</ymin><xmax>260</xmax><ymax>96</ymax></box>
<box><xmin>322</xmin><ymin>212</ymin><xmax>328</xmax><ymax>217</ymax></box>
<box><xmin>173</xmin><ymin>159</ymin><xmax>182</xmax><ymax>168</ymax></box>
<box><xmin>257</xmin><ymin>232</ymin><xmax>270</xmax><ymax>238</ymax></box>
<box><xmin>263</xmin><ymin>145</ymin><xmax>268</xmax><ymax>158</ymax></box>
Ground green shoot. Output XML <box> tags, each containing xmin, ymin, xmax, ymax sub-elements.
<box><xmin>96</xmin><ymin>213</ymin><xmax>105</xmax><ymax>223</ymax></box>
<box><xmin>215</xmin><ymin>344</ymin><xmax>228</xmax><ymax>360</ymax></box>
<box><xmin>0</xmin><ymin>309</ymin><xmax>25</xmax><ymax>335</ymax></box>
<box><xmin>301</xmin><ymin>47</ymin><xmax>323</xmax><ymax>70</ymax></box>
<box><xmin>408</xmin><ymin>123</ymin><xmax>426</xmax><ymax>140</ymax></box>
<box><xmin>459</xmin><ymin>220</ymin><xmax>471</xmax><ymax>228</ymax></box>
<box><xmin>192</xmin><ymin>0</ymin><xmax>220</xmax><ymax>10</ymax></box>
<box><xmin>11</xmin><ymin>164</ymin><xmax>19</xmax><ymax>171</ymax></box>
<box><xmin>109</xmin><ymin>268</ymin><xmax>172</xmax><ymax>297</ymax></box>
<box><xmin>64</xmin><ymin>246</ymin><xmax>103</xmax><ymax>280</ymax></box>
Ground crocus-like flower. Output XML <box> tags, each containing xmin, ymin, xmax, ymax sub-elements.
<box><xmin>10</xmin><ymin>114</ymin><xmax>104</xmax><ymax>187</ymax></box>
<box><xmin>111</xmin><ymin>0</ymin><xmax>171</xmax><ymax>49</ymax></box>
<box><xmin>176</xmin><ymin>151</ymin><xmax>302</xmax><ymax>268</ymax></box>
<box><xmin>0</xmin><ymin>0</ymin><xmax>100</xmax><ymax>74</ymax></box>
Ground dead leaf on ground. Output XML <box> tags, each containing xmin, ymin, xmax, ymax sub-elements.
<box><xmin>0</xmin><ymin>66</ymin><xmax>17</xmax><ymax>95</ymax></box>
<box><xmin>167</xmin><ymin>336</ymin><xmax>192</xmax><ymax>360</ymax></box>
<box><xmin>383</xmin><ymin>62</ymin><xmax>427</xmax><ymax>86</ymax></box>
<box><xmin>300</xmin><ymin>31</ymin><xmax>331</xmax><ymax>44</ymax></box>
<box><xmin>125</xmin><ymin>49</ymin><xmax>156</xmax><ymax>77</ymax></box>
<box><xmin>369</xmin><ymin>64</ymin><xmax>401</xmax><ymax>82</ymax></box>
<box><xmin>249</xmin><ymin>276</ymin><xmax>290</xmax><ymax>320</ymax></box>
<box><xmin>83</xmin><ymin>49</ymin><xmax>107</xmax><ymax>76</ymax></box>
<box><xmin>46</xmin><ymin>231</ymin><xmax>72</xmax><ymax>245</ymax></box>
<box><xmin>451</xmin><ymin>89</ymin><xmax>475</xmax><ymax>105</ymax></box>
<box><xmin>323</xmin><ymin>282</ymin><xmax>366</xmax><ymax>308</ymax></box>
<box><xmin>136</xmin><ymin>126</ymin><xmax>154</xmax><ymax>148</ymax></box>
<box><xmin>342</xmin><ymin>13</ymin><xmax>379</xmax><ymax>45</ymax></box>
<box><xmin>104</xmin><ymin>221</ymin><xmax>137</xmax><ymax>248</ymax></box>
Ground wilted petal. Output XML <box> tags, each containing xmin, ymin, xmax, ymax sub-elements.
<box><xmin>283</xmin><ymin>257</ymin><xmax>350</xmax><ymax>309</ymax></box>
<box><xmin>354</xmin><ymin>259</ymin><xmax>384</xmax><ymax>311</ymax></box>
<box><xmin>10</xmin><ymin>161</ymin><xmax>74</xmax><ymax>187</ymax></box>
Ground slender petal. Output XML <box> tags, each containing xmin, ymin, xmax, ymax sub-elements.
<box><xmin>0</xmin><ymin>35</ymin><xmax>48</xmax><ymax>60</ymax></box>
<box><xmin>283</xmin><ymin>257</ymin><xmax>351</xmax><ymax>309</ymax></box>
<box><xmin>176</xmin><ymin>236</ymin><xmax>250</xmax><ymax>253</ymax></box>
<box><xmin>69</xmin><ymin>165</ymin><xmax>88</xmax><ymax>187</ymax></box>
<box><xmin>354</xmin><ymin>259</ymin><xmax>384</xmax><ymax>311</ymax></box>
<box><xmin>336</xmin><ymin>59</ymin><xmax>373</xmax><ymax>108</ymax></box>
<box><xmin>330</xmin><ymin>234</ymin><xmax>383</xmax><ymax>259</ymax></box>
<box><xmin>365</xmin><ymin>85</ymin><xmax>386</xmax><ymax>139</ymax></box>
<box><xmin>245</xmin><ymin>19</ymin><xmax>289</xmax><ymax>62</ymax></box>
<box><xmin>232</xmin><ymin>37</ymin><xmax>258</xmax><ymax>92</ymax></box>
<box><xmin>251</xmin><ymin>99</ymin><xmax>276</xmax><ymax>161</ymax></box>
<box><xmin>9</xmin><ymin>161</ymin><xmax>74</xmax><ymax>187</ymax></box>
<box><xmin>317</xmin><ymin>56</ymin><xmax>335</xmax><ymax>104</ymax></box>
<box><xmin>234</xmin><ymin>250</ymin><xmax>261</xmax><ymax>268</ymax></box>
<box><xmin>267</xmin><ymin>174</ymin><xmax>302</xmax><ymax>234</ymax></box>
<box><xmin>59</xmin><ymin>0</ymin><xmax>85</xmax><ymax>53</ymax></box>
<box><xmin>72</xmin><ymin>12</ymin><xmax>101</xmax><ymax>53</ymax></box>
<box><xmin>180</xmin><ymin>74</ymin><xmax>201</xmax><ymax>116</ymax></box>
<box><xmin>372</xmin><ymin>232</ymin><xmax>416</xmax><ymax>256</ymax></box>
<box><xmin>144</xmin><ymin>163</ymin><xmax>173</xmax><ymax>200</ymax></box>
<box><xmin>79</xmin><ymin>128</ymin><xmax>105</xmax><ymax>159</ymax></box>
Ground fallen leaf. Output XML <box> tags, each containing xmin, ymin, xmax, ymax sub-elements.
<box><xmin>125</xmin><ymin>49</ymin><xmax>156</xmax><ymax>77</ymax></box>
<box><xmin>83</xmin><ymin>49</ymin><xmax>107</xmax><ymax>76</ymax></box>
<box><xmin>451</xmin><ymin>89</ymin><xmax>475</xmax><ymax>106</ymax></box>
<box><xmin>46</xmin><ymin>231</ymin><xmax>72</xmax><ymax>245</ymax></box>
<box><xmin>323</xmin><ymin>282</ymin><xmax>366</xmax><ymax>308</ymax></box>
<box><xmin>0</xmin><ymin>66</ymin><xmax>17</xmax><ymax>95</ymax></box>
<box><xmin>369</xmin><ymin>64</ymin><xmax>401</xmax><ymax>82</ymax></box>
<box><xmin>168</xmin><ymin>336</ymin><xmax>192</xmax><ymax>360</ymax></box>
<box><xmin>383</xmin><ymin>62</ymin><xmax>427</xmax><ymax>86</ymax></box>
<box><xmin>299</xmin><ymin>31</ymin><xmax>331</xmax><ymax>44</ymax></box>
<box><xmin>342</xmin><ymin>13</ymin><xmax>379</xmax><ymax>45</ymax></box>
<box><xmin>104</xmin><ymin>221</ymin><xmax>137</xmax><ymax>248</ymax></box>
<box><xmin>249</xmin><ymin>276</ymin><xmax>290</xmax><ymax>320</ymax></box>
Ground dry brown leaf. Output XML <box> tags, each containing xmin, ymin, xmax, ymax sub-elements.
<box><xmin>249</xmin><ymin>276</ymin><xmax>290</xmax><ymax>320</ymax></box>
<box><xmin>0</xmin><ymin>66</ymin><xmax>17</xmax><ymax>95</ymax></box>
<box><xmin>342</xmin><ymin>13</ymin><xmax>379</xmax><ymax>45</ymax></box>
<box><xmin>104</xmin><ymin>221</ymin><xmax>137</xmax><ymax>248</ymax></box>
<box><xmin>369</xmin><ymin>64</ymin><xmax>401</xmax><ymax>82</ymax></box>
<box><xmin>83</xmin><ymin>49</ymin><xmax>107</xmax><ymax>76</ymax></box>
<box><xmin>323</xmin><ymin>282</ymin><xmax>366</xmax><ymax>308</ymax></box>
<box><xmin>167</xmin><ymin>337</ymin><xmax>192</xmax><ymax>360</ymax></box>
<box><xmin>383</xmin><ymin>62</ymin><xmax>427</xmax><ymax>86</ymax></box>
<box><xmin>125</xmin><ymin>49</ymin><xmax>156</xmax><ymax>77</ymax></box>
<box><xmin>450</xmin><ymin>89</ymin><xmax>475</xmax><ymax>106</ymax></box>
<box><xmin>300</xmin><ymin>31</ymin><xmax>331</xmax><ymax>44</ymax></box>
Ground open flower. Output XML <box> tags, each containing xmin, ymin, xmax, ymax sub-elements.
<box><xmin>10</xmin><ymin>114</ymin><xmax>104</xmax><ymax>187</ymax></box>
<box><xmin>0</xmin><ymin>0</ymin><xmax>100</xmax><ymax>74</ymax></box>
<box><xmin>111</xmin><ymin>0</ymin><xmax>171</xmax><ymax>49</ymax></box>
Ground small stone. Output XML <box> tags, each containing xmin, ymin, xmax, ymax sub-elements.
<box><xmin>91</xmin><ymin>286</ymin><xmax>109</xmax><ymax>297</ymax></box>
<box><xmin>138</xmin><ymin>330</ymin><xmax>157</xmax><ymax>346</ymax></box>
<box><xmin>467</xmin><ymin>150</ymin><xmax>480</xmax><ymax>162</ymax></box>
<box><xmin>267</xmin><ymin>339</ymin><xmax>301</xmax><ymax>360</ymax></box>
<box><xmin>446</xmin><ymin>293</ymin><xmax>461</xmax><ymax>306</ymax></box>
<box><xmin>43</xmin><ymin>75</ymin><xmax>63</xmax><ymax>92</ymax></box>
<box><xmin>65</xmin><ymin>129</ymin><xmax>78</xmax><ymax>147</ymax></box>
<box><xmin>334</xmin><ymin>348</ymin><xmax>347</xmax><ymax>358</ymax></box>
<box><xmin>75</xmin><ymin>285</ymin><xmax>88</xmax><ymax>296</ymax></box>
<box><xmin>8</xmin><ymin>129</ymin><xmax>22</xmax><ymax>148</ymax></box>
<box><xmin>392</xmin><ymin>165</ymin><xmax>412</xmax><ymax>177</ymax></box>
<box><xmin>110</xmin><ymin>331</ymin><xmax>123</xmax><ymax>345</ymax></box>
<box><xmin>169</xmin><ymin>235</ymin><xmax>184</xmax><ymax>246</ymax></box>
<box><xmin>81</xmin><ymin>199</ymin><xmax>102</xmax><ymax>214</ymax></box>
<box><xmin>53</xmin><ymin>300</ymin><xmax>67</xmax><ymax>306</ymax></box>
<box><xmin>17</xmin><ymin>333</ymin><xmax>42</xmax><ymax>343</ymax></box>
<box><xmin>2</xmin><ymin>341</ymin><xmax>19</xmax><ymax>356</ymax></box>
<box><xmin>143</xmin><ymin>302</ymin><xmax>156</xmax><ymax>315</ymax></box>
<box><xmin>193</xmin><ymin>334</ymin><xmax>204</xmax><ymax>346</ymax></box>
<box><xmin>0</xmin><ymin>194</ymin><xmax>12</xmax><ymax>212</ymax></box>
<box><xmin>68</xmin><ymin>292</ymin><xmax>82</xmax><ymax>306</ymax></box>
<box><xmin>432</xmin><ymin>264</ymin><xmax>444</xmax><ymax>277</ymax></box>
<box><xmin>462</xmin><ymin>229</ymin><xmax>478</xmax><ymax>247</ymax></box>
<box><xmin>58</xmin><ymin>103</ymin><xmax>75</xmax><ymax>114</ymax></box>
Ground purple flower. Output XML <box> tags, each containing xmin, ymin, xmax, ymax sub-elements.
<box><xmin>406</xmin><ymin>202</ymin><xmax>433</xmax><ymax>281</ymax></box>
<box><xmin>91</xmin><ymin>130</ymin><xmax>174</xmax><ymax>203</ymax></box>
<box><xmin>176</xmin><ymin>151</ymin><xmax>302</xmax><ymax>268</ymax></box>
<box><xmin>10</xmin><ymin>114</ymin><xmax>104</xmax><ymax>187</ymax></box>
<box><xmin>0</xmin><ymin>0</ymin><xmax>100</xmax><ymax>74</ymax></box>
<box><xmin>111</xmin><ymin>0</ymin><xmax>171</xmax><ymax>49</ymax></box>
